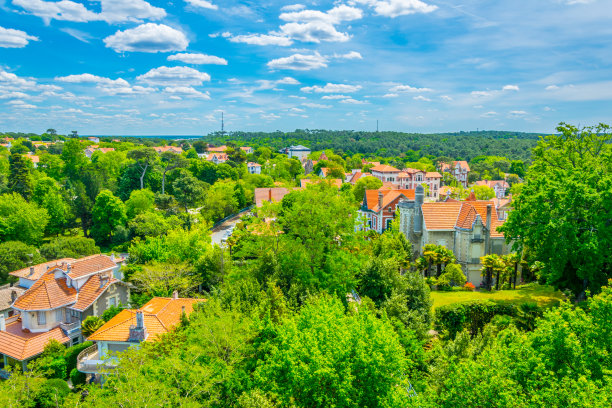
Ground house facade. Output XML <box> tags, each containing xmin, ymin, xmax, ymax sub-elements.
<box><xmin>440</xmin><ymin>161</ymin><xmax>470</xmax><ymax>187</ymax></box>
<box><xmin>360</xmin><ymin>189</ymin><xmax>415</xmax><ymax>234</ymax></box>
<box><xmin>398</xmin><ymin>186</ymin><xmax>511</xmax><ymax>285</ymax></box>
<box><xmin>240</xmin><ymin>146</ymin><xmax>254</xmax><ymax>155</ymax></box>
<box><xmin>281</xmin><ymin>145</ymin><xmax>310</xmax><ymax>160</ymax></box>
<box><xmin>0</xmin><ymin>255</ymin><xmax>129</xmax><ymax>371</ymax></box>
<box><xmin>247</xmin><ymin>162</ymin><xmax>262</xmax><ymax>174</ymax></box>
<box><xmin>78</xmin><ymin>296</ymin><xmax>205</xmax><ymax>380</ymax></box>
<box><xmin>475</xmin><ymin>180</ymin><xmax>510</xmax><ymax>199</ymax></box>
<box><xmin>206</xmin><ymin>153</ymin><xmax>228</xmax><ymax>164</ymax></box>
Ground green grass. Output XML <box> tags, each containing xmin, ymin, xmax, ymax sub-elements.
<box><xmin>430</xmin><ymin>283</ymin><xmax>565</xmax><ymax>311</ymax></box>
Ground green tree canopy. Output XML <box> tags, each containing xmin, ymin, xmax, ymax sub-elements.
<box><xmin>0</xmin><ymin>193</ymin><xmax>48</xmax><ymax>245</ymax></box>
<box><xmin>90</xmin><ymin>190</ymin><xmax>127</xmax><ymax>245</ymax></box>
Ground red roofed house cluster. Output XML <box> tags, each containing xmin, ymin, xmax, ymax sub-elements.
<box><xmin>360</xmin><ymin>189</ymin><xmax>416</xmax><ymax>233</ymax></box>
<box><xmin>370</xmin><ymin>164</ymin><xmax>442</xmax><ymax>199</ymax></box>
<box><xmin>439</xmin><ymin>161</ymin><xmax>470</xmax><ymax>187</ymax></box>
<box><xmin>398</xmin><ymin>185</ymin><xmax>511</xmax><ymax>285</ymax></box>
<box><xmin>0</xmin><ymin>255</ymin><xmax>129</xmax><ymax>370</ymax></box>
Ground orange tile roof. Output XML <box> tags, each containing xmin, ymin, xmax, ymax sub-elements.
<box><xmin>87</xmin><ymin>297</ymin><xmax>205</xmax><ymax>343</ymax></box>
<box><xmin>12</xmin><ymin>271</ymin><xmax>76</xmax><ymax>311</ymax></box>
<box><xmin>421</xmin><ymin>202</ymin><xmax>463</xmax><ymax>230</ymax></box>
<box><xmin>426</xmin><ymin>171</ymin><xmax>442</xmax><ymax>178</ymax></box>
<box><xmin>207</xmin><ymin>145</ymin><xmax>227</xmax><ymax>152</ymax></box>
<box><xmin>154</xmin><ymin>146</ymin><xmax>184</xmax><ymax>153</ymax></box>
<box><xmin>25</xmin><ymin>154</ymin><xmax>39</xmax><ymax>163</ymax></box>
<box><xmin>0</xmin><ymin>320</ymin><xmax>70</xmax><ymax>360</ymax></box>
<box><xmin>66</xmin><ymin>254</ymin><xmax>118</xmax><ymax>279</ymax></box>
<box><xmin>370</xmin><ymin>164</ymin><xmax>400</xmax><ymax>173</ymax></box>
<box><xmin>10</xmin><ymin>258</ymin><xmax>75</xmax><ymax>280</ymax></box>
<box><xmin>254</xmin><ymin>188</ymin><xmax>292</xmax><ymax>207</ymax></box>
<box><xmin>364</xmin><ymin>189</ymin><xmax>415</xmax><ymax>211</ymax></box>
<box><xmin>71</xmin><ymin>275</ymin><xmax>119</xmax><ymax>311</ymax></box>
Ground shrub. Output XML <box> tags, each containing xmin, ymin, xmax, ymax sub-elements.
<box><xmin>81</xmin><ymin>316</ymin><xmax>104</xmax><ymax>337</ymax></box>
<box><xmin>64</xmin><ymin>341</ymin><xmax>93</xmax><ymax>376</ymax></box>
<box><xmin>70</xmin><ymin>368</ymin><xmax>87</xmax><ymax>387</ymax></box>
<box><xmin>435</xmin><ymin>300</ymin><xmax>520</xmax><ymax>339</ymax></box>
<box><xmin>464</xmin><ymin>282</ymin><xmax>475</xmax><ymax>291</ymax></box>
<box><xmin>101</xmin><ymin>305</ymin><xmax>124</xmax><ymax>322</ymax></box>
<box><xmin>35</xmin><ymin>378</ymin><xmax>70</xmax><ymax>408</ymax></box>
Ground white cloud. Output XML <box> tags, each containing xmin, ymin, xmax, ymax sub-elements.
<box><xmin>440</xmin><ymin>95</ymin><xmax>452</xmax><ymax>101</ymax></box>
<box><xmin>184</xmin><ymin>0</ymin><xmax>218</xmax><ymax>10</ymax></box>
<box><xmin>0</xmin><ymin>70</ymin><xmax>61</xmax><ymax>93</ymax></box>
<box><xmin>13</xmin><ymin>0</ymin><xmax>166</xmax><ymax>24</ymax></box>
<box><xmin>261</xmin><ymin>113</ymin><xmax>281</xmax><ymax>120</ymax></box>
<box><xmin>0</xmin><ymin>26</ymin><xmax>39</xmax><ymax>48</ymax></box>
<box><xmin>0</xmin><ymin>91</ymin><xmax>30</xmax><ymax>99</ymax></box>
<box><xmin>8</xmin><ymin>100</ymin><xmax>36</xmax><ymax>109</ymax></box>
<box><xmin>228</xmin><ymin>33</ymin><xmax>293</xmax><ymax>46</ymax></box>
<box><xmin>333</xmin><ymin>51</ymin><xmax>362</xmax><ymax>60</ymax></box>
<box><xmin>279</xmin><ymin>5</ymin><xmax>362</xmax><ymax>24</ymax></box>
<box><xmin>301</xmin><ymin>83</ymin><xmax>362</xmax><ymax>93</ymax></box>
<box><xmin>413</xmin><ymin>95</ymin><xmax>431</xmax><ymax>101</ymax></box>
<box><xmin>471</xmin><ymin>90</ymin><xmax>493</xmax><ymax>97</ymax></box>
<box><xmin>137</xmin><ymin>66</ymin><xmax>211</xmax><ymax>86</ymax></box>
<box><xmin>164</xmin><ymin>86</ymin><xmax>210</xmax><ymax>99</ymax></box>
<box><xmin>267</xmin><ymin>53</ymin><xmax>329</xmax><ymax>71</ymax></box>
<box><xmin>352</xmin><ymin>0</ymin><xmax>437</xmax><ymax>18</ymax></box>
<box><xmin>55</xmin><ymin>73</ymin><xmax>128</xmax><ymax>86</ymax></box>
<box><xmin>481</xmin><ymin>111</ymin><xmax>498</xmax><ymax>117</ymax></box>
<box><xmin>302</xmin><ymin>102</ymin><xmax>332</xmax><ymax>108</ymax></box>
<box><xmin>509</xmin><ymin>110</ymin><xmax>528</xmax><ymax>116</ymax></box>
<box><xmin>389</xmin><ymin>84</ymin><xmax>433</xmax><ymax>92</ymax></box>
<box><xmin>104</xmin><ymin>23</ymin><xmax>188</xmax><ymax>53</ymax></box>
<box><xmin>280</xmin><ymin>21</ymin><xmax>350</xmax><ymax>43</ymax></box>
<box><xmin>503</xmin><ymin>84</ymin><xmax>520</xmax><ymax>91</ymax></box>
<box><xmin>340</xmin><ymin>98</ymin><xmax>367</xmax><ymax>104</ymax></box>
<box><xmin>60</xmin><ymin>27</ymin><xmax>92</xmax><ymax>43</ymax></box>
<box><xmin>168</xmin><ymin>53</ymin><xmax>227</xmax><ymax>65</ymax></box>
<box><xmin>382</xmin><ymin>93</ymin><xmax>398</xmax><ymax>98</ymax></box>
<box><xmin>322</xmin><ymin>94</ymin><xmax>350</xmax><ymax>99</ymax></box>
<box><xmin>281</xmin><ymin>4</ymin><xmax>306</xmax><ymax>11</ymax></box>
<box><xmin>545</xmin><ymin>85</ymin><xmax>559</xmax><ymax>90</ymax></box>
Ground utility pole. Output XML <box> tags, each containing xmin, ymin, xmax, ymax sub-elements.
<box><xmin>376</xmin><ymin>120</ymin><xmax>379</xmax><ymax>132</ymax></box>
<box><xmin>221</xmin><ymin>112</ymin><xmax>225</xmax><ymax>135</ymax></box>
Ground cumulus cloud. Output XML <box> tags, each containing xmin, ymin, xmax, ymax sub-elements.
<box><xmin>352</xmin><ymin>0</ymin><xmax>437</xmax><ymax>18</ymax></box>
<box><xmin>8</xmin><ymin>99</ymin><xmax>36</xmax><ymax>109</ymax></box>
<box><xmin>104</xmin><ymin>23</ymin><xmax>188</xmax><ymax>53</ymax></box>
<box><xmin>413</xmin><ymin>95</ymin><xmax>431</xmax><ymax>101</ymax></box>
<box><xmin>164</xmin><ymin>86</ymin><xmax>211</xmax><ymax>99</ymax></box>
<box><xmin>168</xmin><ymin>53</ymin><xmax>228</xmax><ymax>65</ymax></box>
<box><xmin>0</xmin><ymin>91</ymin><xmax>30</xmax><ymax>99</ymax></box>
<box><xmin>0</xmin><ymin>70</ymin><xmax>61</xmax><ymax>93</ymax></box>
<box><xmin>137</xmin><ymin>66</ymin><xmax>211</xmax><ymax>86</ymax></box>
<box><xmin>281</xmin><ymin>4</ymin><xmax>306</xmax><ymax>11</ymax></box>
<box><xmin>55</xmin><ymin>73</ymin><xmax>155</xmax><ymax>95</ymax></box>
<box><xmin>440</xmin><ymin>95</ymin><xmax>453</xmax><ymax>101</ymax></box>
<box><xmin>13</xmin><ymin>0</ymin><xmax>166</xmax><ymax>24</ymax></box>
<box><xmin>228</xmin><ymin>33</ymin><xmax>292</xmax><ymax>46</ymax></box>
<box><xmin>389</xmin><ymin>84</ymin><xmax>433</xmax><ymax>92</ymax></box>
<box><xmin>301</xmin><ymin>83</ymin><xmax>362</xmax><ymax>93</ymax></box>
<box><xmin>471</xmin><ymin>90</ymin><xmax>493</xmax><ymax>97</ymax></box>
<box><xmin>340</xmin><ymin>98</ymin><xmax>367</xmax><ymax>104</ymax></box>
<box><xmin>184</xmin><ymin>0</ymin><xmax>218</xmax><ymax>10</ymax></box>
<box><xmin>382</xmin><ymin>93</ymin><xmax>398</xmax><ymax>98</ymax></box>
<box><xmin>0</xmin><ymin>26</ymin><xmax>39</xmax><ymax>48</ymax></box>
<box><xmin>333</xmin><ymin>51</ymin><xmax>362</xmax><ymax>60</ymax></box>
<box><xmin>503</xmin><ymin>84</ymin><xmax>520</xmax><ymax>91</ymax></box>
<box><xmin>267</xmin><ymin>53</ymin><xmax>329</xmax><ymax>71</ymax></box>
<box><xmin>279</xmin><ymin>21</ymin><xmax>350</xmax><ymax>43</ymax></box>
<box><xmin>279</xmin><ymin>5</ymin><xmax>362</xmax><ymax>24</ymax></box>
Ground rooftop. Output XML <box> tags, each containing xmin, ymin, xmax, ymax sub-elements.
<box><xmin>370</xmin><ymin>164</ymin><xmax>400</xmax><ymax>173</ymax></box>
<box><xmin>0</xmin><ymin>319</ymin><xmax>71</xmax><ymax>361</ymax></box>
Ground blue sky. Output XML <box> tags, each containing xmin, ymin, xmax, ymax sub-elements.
<box><xmin>0</xmin><ymin>0</ymin><xmax>611</xmax><ymax>135</ymax></box>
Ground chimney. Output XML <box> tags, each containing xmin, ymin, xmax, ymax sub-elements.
<box><xmin>110</xmin><ymin>253</ymin><xmax>115</xmax><ymax>262</ymax></box>
<box><xmin>129</xmin><ymin>311</ymin><xmax>147</xmax><ymax>342</ymax></box>
<box><xmin>485</xmin><ymin>204</ymin><xmax>492</xmax><ymax>255</ymax></box>
<box><xmin>378</xmin><ymin>191</ymin><xmax>383</xmax><ymax>212</ymax></box>
<box><xmin>172</xmin><ymin>290</ymin><xmax>179</xmax><ymax>300</ymax></box>
<box><xmin>413</xmin><ymin>185</ymin><xmax>424</xmax><ymax>234</ymax></box>
<box><xmin>0</xmin><ymin>316</ymin><xmax>5</xmax><ymax>331</ymax></box>
<box><xmin>67</xmin><ymin>264</ymin><xmax>72</xmax><ymax>274</ymax></box>
<box><xmin>29</xmin><ymin>267</ymin><xmax>35</xmax><ymax>277</ymax></box>
<box><xmin>11</xmin><ymin>290</ymin><xmax>18</xmax><ymax>302</ymax></box>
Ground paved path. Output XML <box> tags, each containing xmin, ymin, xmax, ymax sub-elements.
<box><xmin>210</xmin><ymin>212</ymin><xmax>250</xmax><ymax>246</ymax></box>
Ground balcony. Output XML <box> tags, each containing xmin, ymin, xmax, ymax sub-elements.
<box><xmin>471</xmin><ymin>236</ymin><xmax>485</xmax><ymax>243</ymax></box>
<box><xmin>60</xmin><ymin>321</ymin><xmax>81</xmax><ymax>336</ymax></box>
<box><xmin>76</xmin><ymin>344</ymin><xmax>118</xmax><ymax>374</ymax></box>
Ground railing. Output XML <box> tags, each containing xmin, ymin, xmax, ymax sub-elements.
<box><xmin>471</xmin><ymin>237</ymin><xmax>485</xmax><ymax>243</ymax></box>
<box><xmin>5</xmin><ymin>314</ymin><xmax>20</xmax><ymax>325</ymax></box>
<box><xmin>77</xmin><ymin>344</ymin><xmax>117</xmax><ymax>374</ymax></box>
<box><xmin>60</xmin><ymin>321</ymin><xmax>81</xmax><ymax>335</ymax></box>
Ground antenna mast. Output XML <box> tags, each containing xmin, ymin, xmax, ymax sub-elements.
<box><xmin>376</xmin><ymin>120</ymin><xmax>379</xmax><ymax>132</ymax></box>
<box><xmin>221</xmin><ymin>112</ymin><xmax>225</xmax><ymax>135</ymax></box>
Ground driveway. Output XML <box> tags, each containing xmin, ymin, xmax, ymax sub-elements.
<box><xmin>210</xmin><ymin>212</ymin><xmax>250</xmax><ymax>246</ymax></box>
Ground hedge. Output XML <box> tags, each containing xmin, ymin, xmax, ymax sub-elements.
<box><xmin>434</xmin><ymin>300</ymin><xmax>541</xmax><ymax>339</ymax></box>
<box><xmin>64</xmin><ymin>341</ymin><xmax>93</xmax><ymax>378</ymax></box>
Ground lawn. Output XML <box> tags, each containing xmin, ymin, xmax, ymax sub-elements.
<box><xmin>430</xmin><ymin>283</ymin><xmax>565</xmax><ymax>311</ymax></box>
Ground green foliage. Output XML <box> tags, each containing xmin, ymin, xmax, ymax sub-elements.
<box><xmin>0</xmin><ymin>193</ymin><xmax>48</xmax><ymax>245</ymax></box>
<box><xmin>101</xmin><ymin>305</ymin><xmax>124</xmax><ymax>322</ymax></box>
<box><xmin>35</xmin><ymin>378</ymin><xmax>70</xmax><ymax>408</ymax></box>
<box><xmin>33</xmin><ymin>340</ymin><xmax>67</xmax><ymax>379</ymax></box>
<box><xmin>125</xmin><ymin>188</ymin><xmax>155</xmax><ymax>218</ymax></box>
<box><xmin>69</xmin><ymin>367</ymin><xmax>87</xmax><ymax>387</ymax></box>
<box><xmin>81</xmin><ymin>316</ymin><xmax>105</xmax><ymax>337</ymax></box>
<box><xmin>129</xmin><ymin>262</ymin><xmax>198</xmax><ymax>297</ymax></box>
<box><xmin>253</xmin><ymin>295</ymin><xmax>409</xmax><ymax>408</ymax></box>
<box><xmin>64</xmin><ymin>341</ymin><xmax>93</xmax><ymax>376</ymax></box>
<box><xmin>0</xmin><ymin>240</ymin><xmax>45</xmax><ymax>284</ymax></box>
<box><xmin>129</xmin><ymin>211</ymin><xmax>178</xmax><ymax>238</ymax></box>
<box><xmin>39</xmin><ymin>236</ymin><xmax>99</xmax><ymax>260</ymax></box>
<box><xmin>501</xmin><ymin>123</ymin><xmax>612</xmax><ymax>298</ymax></box>
<box><xmin>90</xmin><ymin>189</ymin><xmax>127</xmax><ymax>244</ymax></box>
<box><xmin>472</xmin><ymin>184</ymin><xmax>496</xmax><ymax>200</ymax></box>
<box><xmin>8</xmin><ymin>153</ymin><xmax>33</xmax><ymax>200</ymax></box>
<box><xmin>352</xmin><ymin>175</ymin><xmax>382</xmax><ymax>201</ymax></box>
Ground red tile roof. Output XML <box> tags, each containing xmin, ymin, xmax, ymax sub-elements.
<box><xmin>71</xmin><ymin>275</ymin><xmax>119</xmax><ymax>312</ymax></box>
<box><xmin>254</xmin><ymin>188</ymin><xmax>292</xmax><ymax>207</ymax></box>
<box><xmin>87</xmin><ymin>297</ymin><xmax>205</xmax><ymax>343</ymax></box>
<box><xmin>370</xmin><ymin>164</ymin><xmax>400</xmax><ymax>173</ymax></box>
<box><xmin>10</xmin><ymin>258</ymin><xmax>76</xmax><ymax>281</ymax></box>
<box><xmin>300</xmin><ymin>178</ymin><xmax>342</xmax><ymax>189</ymax></box>
<box><xmin>66</xmin><ymin>254</ymin><xmax>118</xmax><ymax>279</ymax></box>
<box><xmin>422</xmin><ymin>200</ymin><xmax>505</xmax><ymax>236</ymax></box>
<box><xmin>421</xmin><ymin>202</ymin><xmax>463</xmax><ymax>230</ymax></box>
<box><xmin>0</xmin><ymin>320</ymin><xmax>70</xmax><ymax>360</ymax></box>
<box><xmin>364</xmin><ymin>189</ymin><xmax>415</xmax><ymax>212</ymax></box>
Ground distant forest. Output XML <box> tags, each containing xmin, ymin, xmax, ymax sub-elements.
<box><xmin>202</xmin><ymin>130</ymin><xmax>545</xmax><ymax>161</ymax></box>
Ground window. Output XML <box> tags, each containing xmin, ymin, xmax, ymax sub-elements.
<box><xmin>56</xmin><ymin>308</ymin><xmax>63</xmax><ymax>323</ymax></box>
<box><xmin>108</xmin><ymin>296</ymin><xmax>116</xmax><ymax>308</ymax></box>
<box><xmin>37</xmin><ymin>311</ymin><xmax>46</xmax><ymax>326</ymax></box>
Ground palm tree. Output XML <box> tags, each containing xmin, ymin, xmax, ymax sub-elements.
<box><xmin>81</xmin><ymin>316</ymin><xmax>105</xmax><ymax>337</ymax></box>
<box><xmin>480</xmin><ymin>254</ymin><xmax>502</xmax><ymax>291</ymax></box>
<box><xmin>436</xmin><ymin>246</ymin><xmax>456</xmax><ymax>277</ymax></box>
<box><xmin>502</xmin><ymin>253</ymin><xmax>521</xmax><ymax>289</ymax></box>
<box><xmin>422</xmin><ymin>244</ymin><xmax>440</xmax><ymax>277</ymax></box>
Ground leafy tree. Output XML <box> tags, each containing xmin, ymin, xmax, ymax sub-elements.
<box><xmin>90</xmin><ymin>190</ymin><xmax>127</xmax><ymax>245</ymax></box>
<box><xmin>436</xmin><ymin>263</ymin><xmax>467</xmax><ymax>288</ymax></box>
<box><xmin>480</xmin><ymin>254</ymin><xmax>504</xmax><ymax>291</ymax></box>
<box><xmin>125</xmin><ymin>188</ymin><xmax>155</xmax><ymax>218</ymax></box>
<box><xmin>500</xmin><ymin>123</ymin><xmax>612</xmax><ymax>297</ymax></box>
<box><xmin>472</xmin><ymin>184</ymin><xmax>495</xmax><ymax>200</ymax></box>
<box><xmin>68</xmin><ymin>181</ymin><xmax>94</xmax><ymax>237</ymax></box>
<box><xmin>35</xmin><ymin>378</ymin><xmax>70</xmax><ymax>408</ymax></box>
<box><xmin>160</xmin><ymin>151</ymin><xmax>188</xmax><ymax>194</ymax></box>
<box><xmin>129</xmin><ymin>262</ymin><xmax>198</xmax><ymax>297</ymax></box>
<box><xmin>173</xmin><ymin>172</ymin><xmax>207</xmax><ymax>229</ymax></box>
<box><xmin>352</xmin><ymin>175</ymin><xmax>383</xmax><ymax>201</ymax></box>
<box><xmin>0</xmin><ymin>193</ymin><xmax>48</xmax><ymax>245</ymax></box>
<box><xmin>60</xmin><ymin>139</ymin><xmax>86</xmax><ymax>180</ymax></box>
<box><xmin>253</xmin><ymin>295</ymin><xmax>409</xmax><ymax>407</ymax></box>
<box><xmin>200</xmin><ymin>181</ymin><xmax>238</xmax><ymax>223</ymax></box>
<box><xmin>101</xmin><ymin>304</ymin><xmax>125</xmax><ymax>322</ymax></box>
<box><xmin>32</xmin><ymin>340</ymin><xmax>67</xmax><ymax>379</ymax></box>
<box><xmin>127</xmin><ymin>147</ymin><xmax>157</xmax><ymax>190</ymax></box>
<box><xmin>39</xmin><ymin>237</ymin><xmax>99</xmax><ymax>260</ymax></box>
<box><xmin>129</xmin><ymin>211</ymin><xmax>178</xmax><ymax>238</ymax></box>
<box><xmin>0</xmin><ymin>241</ymin><xmax>45</xmax><ymax>284</ymax></box>
<box><xmin>9</xmin><ymin>153</ymin><xmax>33</xmax><ymax>200</ymax></box>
